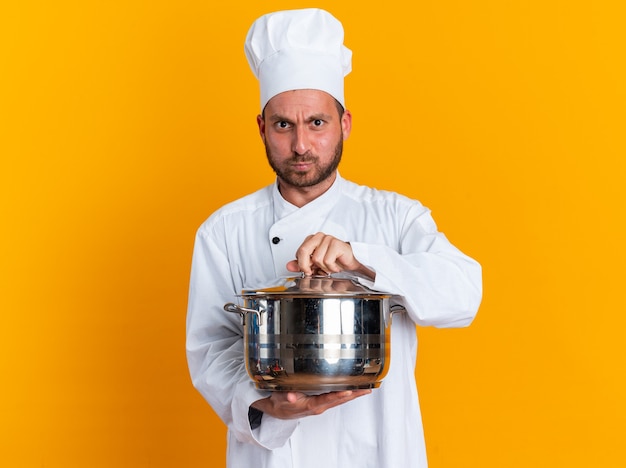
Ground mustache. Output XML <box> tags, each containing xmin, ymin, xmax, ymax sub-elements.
<box><xmin>289</xmin><ymin>153</ymin><xmax>317</xmax><ymax>163</ymax></box>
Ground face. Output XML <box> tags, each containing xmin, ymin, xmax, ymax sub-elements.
<box><xmin>257</xmin><ymin>89</ymin><xmax>351</xmax><ymax>192</ymax></box>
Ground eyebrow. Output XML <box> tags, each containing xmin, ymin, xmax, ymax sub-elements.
<box><xmin>268</xmin><ymin>112</ymin><xmax>334</xmax><ymax>123</ymax></box>
<box><xmin>307</xmin><ymin>113</ymin><xmax>333</xmax><ymax>122</ymax></box>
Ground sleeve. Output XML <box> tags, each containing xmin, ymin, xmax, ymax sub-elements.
<box><xmin>350</xmin><ymin>203</ymin><xmax>482</xmax><ymax>328</ymax></box>
<box><xmin>185</xmin><ymin>221</ymin><xmax>298</xmax><ymax>449</ymax></box>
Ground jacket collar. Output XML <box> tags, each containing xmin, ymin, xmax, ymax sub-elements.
<box><xmin>272</xmin><ymin>172</ymin><xmax>344</xmax><ymax>221</ymax></box>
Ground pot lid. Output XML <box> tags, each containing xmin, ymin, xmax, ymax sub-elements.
<box><xmin>239</xmin><ymin>274</ymin><xmax>391</xmax><ymax>298</ymax></box>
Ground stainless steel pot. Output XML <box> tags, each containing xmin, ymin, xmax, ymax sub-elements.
<box><xmin>224</xmin><ymin>275</ymin><xmax>401</xmax><ymax>392</ymax></box>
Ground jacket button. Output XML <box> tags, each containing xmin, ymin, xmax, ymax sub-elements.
<box><xmin>272</xmin><ymin>237</ymin><xmax>280</xmax><ymax>245</ymax></box>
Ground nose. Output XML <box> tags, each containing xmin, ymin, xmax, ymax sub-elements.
<box><xmin>292</xmin><ymin>126</ymin><xmax>310</xmax><ymax>155</ymax></box>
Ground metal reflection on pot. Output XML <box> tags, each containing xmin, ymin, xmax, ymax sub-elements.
<box><xmin>224</xmin><ymin>275</ymin><xmax>402</xmax><ymax>393</ymax></box>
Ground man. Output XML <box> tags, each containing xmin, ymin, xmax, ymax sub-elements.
<box><xmin>186</xmin><ymin>8</ymin><xmax>482</xmax><ymax>467</ymax></box>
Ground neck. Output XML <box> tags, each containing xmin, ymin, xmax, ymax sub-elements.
<box><xmin>277</xmin><ymin>172</ymin><xmax>337</xmax><ymax>208</ymax></box>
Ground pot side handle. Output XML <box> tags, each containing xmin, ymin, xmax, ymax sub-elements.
<box><xmin>389</xmin><ymin>304</ymin><xmax>406</xmax><ymax>325</ymax></box>
<box><xmin>224</xmin><ymin>303</ymin><xmax>264</xmax><ymax>326</ymax></box>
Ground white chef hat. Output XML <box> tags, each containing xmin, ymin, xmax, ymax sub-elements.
<box><xmin>244</xmin><ymin>8</ymin><xmax>352</xmax><ymax>111</ymax></box>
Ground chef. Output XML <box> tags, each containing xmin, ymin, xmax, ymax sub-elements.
<box><xmin>186</xmin><ymin>8</ymin><xmax>482</xmax><ymax>468</ymax></box>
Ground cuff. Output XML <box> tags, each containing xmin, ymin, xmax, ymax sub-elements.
<box><xmin>231</xmin><ymin>381</ymin><xmax>299</xmax><ymax>450</ymax></box>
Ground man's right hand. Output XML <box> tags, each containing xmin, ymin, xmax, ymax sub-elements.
<box><xmin>251</xmin><ymin>389</ymin><xmax>371</xmax><ymax>420</ymax></box>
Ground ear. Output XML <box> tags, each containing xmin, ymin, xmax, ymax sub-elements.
<box><xmin>256</xmin><ymin>114</ymin><xmax>266</xmax><ymax>143</ymax></box>
<box><xmin>341</xmin><ymin>109</ymin><xmax>352</xmax><ymax>140</ymax></box>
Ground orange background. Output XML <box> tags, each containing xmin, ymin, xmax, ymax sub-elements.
<box><xmin>1</xmin><ymin>1</ymin><xmax>625</xmax><ymax>466</ymax></box>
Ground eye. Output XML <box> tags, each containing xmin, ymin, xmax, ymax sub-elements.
<box><xmin>274</xmin><ymin>120</ymin><xmax>292</xmax><ymax>131</ymax></box>
<box><xmin>312</xmin><ymin>119</ymin><xmax>324</xmax><ymax>127</ymax></box>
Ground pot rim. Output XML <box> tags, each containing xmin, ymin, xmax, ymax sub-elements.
<box><xmin>238</xmin><ymin>274</ymin><xmax>392</xmax><ymax>298</ymax></box>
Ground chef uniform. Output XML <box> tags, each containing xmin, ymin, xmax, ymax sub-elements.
<box><xmin>186</xmin><ymin>8</ymin><xmax>482</xmax><ymax>468</ymax></box>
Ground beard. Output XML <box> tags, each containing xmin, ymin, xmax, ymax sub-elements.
<box><xmin>265</xmin><ymin>138</ymin><xmax>343</xmax><ymax>188</ymax></box>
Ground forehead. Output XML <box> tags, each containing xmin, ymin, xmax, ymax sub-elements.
<box><xmin>264</xmin><ymin>89</ymin><xmax>338</xmax><ymax>117</ymax></box>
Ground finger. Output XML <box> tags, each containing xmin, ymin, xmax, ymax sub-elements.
<box><xmin>308</xmin><ymin>235</ymin><xmax>333</xmax><ymax>272</ymax></box>
<box><xmin>314</xmin><ymin>389</ymin><xmax>371</xmax><ymax>406</ymax></box>
<box><xmin>294</xmin><ymin>234</ymin><xmax>323</xmax><ymax>274</ymax></box>
<box><xmin>298</xmin><ymin>258</ymin><xmax>314</xmax><ymax>276</ymax></box>
<box><xmin>286</xmin><ymin>391</ymin><xmax>305</xmax><ymax>403</ymax></box>
<box><xmin>311</xmin><ymin>237</ymin><xmax>351</xmax><ymax>274</ymax></box>
<box><xmin>288</xmin><ymin>250</ymin><xmax>313</xmax><ymax>275</ymax></box>
<box><xmin>309</xmin><ymin>389</ymin><xmax>372</xmax><ymax>413</ymax></box>
<box><xmin>286</xmin><ymin>260</ymin><xmax>300</xmax><ymax>272</ymax></box>
<box><xmin>311</xmin><ymin>266</ymin><xmax>329</xmax><ymax>277</ymax></box>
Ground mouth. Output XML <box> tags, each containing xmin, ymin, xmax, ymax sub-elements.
<box><xmin>290</xmin><ymin>158</ymin><xmax>316</xmax><ymax>171</ymax></box>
